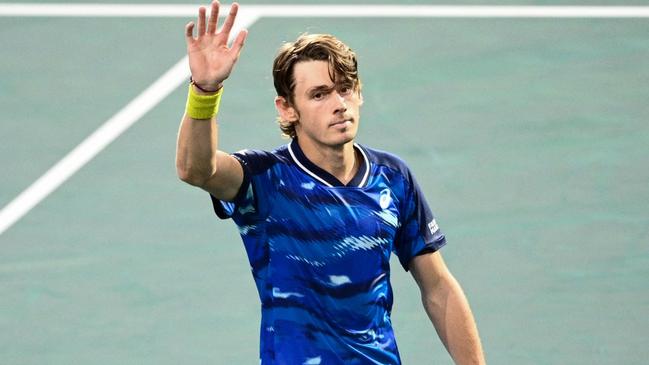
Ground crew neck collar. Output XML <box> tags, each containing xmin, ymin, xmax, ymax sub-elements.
<box><xmin>287</xmin><ymin>139</ymin><xmax>370</xmax><ymax>188</ymax></box>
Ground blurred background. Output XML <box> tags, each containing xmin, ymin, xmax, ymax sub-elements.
<box><xmin>1</xmin><ymin>1</ymin><xmax>648</xmax><ymax>364</ymax></box>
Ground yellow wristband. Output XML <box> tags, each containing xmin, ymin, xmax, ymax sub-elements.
<box><xmin>185</xmin><ymin>83</ymin><xmax>223</xmax><ymax>120</ymax></box>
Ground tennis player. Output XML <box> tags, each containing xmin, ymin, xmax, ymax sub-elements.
<box><xmin>176</xmin><ymin>2</ymin><xmax>486</xmax><ymax>364</ymax></box>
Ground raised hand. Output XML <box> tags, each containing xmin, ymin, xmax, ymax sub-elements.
<box><xmin>185</xmin><ymin>1</ymin><xmax>248</xmax><ymax>92</ymax></box>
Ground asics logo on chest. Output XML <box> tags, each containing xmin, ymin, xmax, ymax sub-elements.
<box><xmin>379</xmin><ymin>188</ymin><xmax>392</xmax><ymax>210</ymax></box>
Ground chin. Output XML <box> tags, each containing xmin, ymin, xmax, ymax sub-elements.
<box><xmin>330</xmin><ymin>129</ymin><xmax>357</xmax><ymax>146</ymax></box>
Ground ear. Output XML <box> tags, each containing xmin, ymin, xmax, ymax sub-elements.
<box><xmin>358</xmin><ymin>91</ymin><xmax>364</xmax><ymax>106</ymax></box>
<box><xmin>275</xmin><ymin>96</ymin><xmax>298</xmax><ymax>122</ymax></box>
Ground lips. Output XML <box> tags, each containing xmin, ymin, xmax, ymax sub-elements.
<box><xmin>330</xmin><ymin>119</ymin><xmax>353</xmax><ymax>127</ymax></box>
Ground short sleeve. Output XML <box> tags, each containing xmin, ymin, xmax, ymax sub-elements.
<box><xmin>210</xmin><ymin>149</ymin><xmax>276</xmax><ymax>225</ymax></box>
<box><xmin>393</xmin><ymin>169</ymin><xmax>446</xmax><ymax>271</ymax></box>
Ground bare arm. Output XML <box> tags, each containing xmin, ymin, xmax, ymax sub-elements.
<box><xmin>410</xmin><ymin>251</ymin><xmax>486</xmax><ymax>365</ymax></box>
<box><xmin>176</xmin><ymin>1</ymin><xmax>248</xmax><ymax>201</ymax></box>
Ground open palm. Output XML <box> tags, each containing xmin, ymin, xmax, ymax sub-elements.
<box><xmin>185</xmin><ymin>1</ymin><xmax>248</xmax><ymax>92</ymax></box>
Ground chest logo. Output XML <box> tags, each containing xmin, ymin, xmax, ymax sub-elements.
<box><xmin>379</xmin><ymin>188</ymin><xmax>392</xmax><ymax>209</ymax></box>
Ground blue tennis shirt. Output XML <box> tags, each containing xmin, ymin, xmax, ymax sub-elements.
<box><xmin>211</xmin><ymin>139</ymin><xmax>446</xmax><ymax>364</ymax></box>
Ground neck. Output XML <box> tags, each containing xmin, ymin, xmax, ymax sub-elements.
<box><xmin>296</xmin><ymin>138</ymin><xmax>358</xmax><ymax>185</ymax></box>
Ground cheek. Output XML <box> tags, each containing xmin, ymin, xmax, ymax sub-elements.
<box><xmin>307</xmin><ymin>104</ymin><xmax>330</xmax><ymax>123</ymax></box>
<box><xmin>347</xmin><ymin>101</ymin><xmax>362</xmax><ymax>118</ymax></box>
<box><xmin>346</xmin><ymin>94</ymin><xmax>362</xmax><ymax>108</ymax></box>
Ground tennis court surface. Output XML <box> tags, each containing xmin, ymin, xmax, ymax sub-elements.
<box><xmin>1</xmin><ymin>1</ymin><xmax>648</xmax><ymax>364</ymax></box>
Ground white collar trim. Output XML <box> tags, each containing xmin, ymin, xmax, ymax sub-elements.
<box><xmin>287</xmin><ymin>142</ymin><xmax>370</xmax><ymax>188</ymax></box>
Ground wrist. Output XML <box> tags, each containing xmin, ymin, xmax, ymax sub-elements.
<box><xmin>185</xmin><ymin>83</ymin><xmax>223</xmax><ymax>120</ymax></box>
<box><xmin>190</xmin><ymin>77</ymin><xmax>223</xmax><ymax>95</ymax></box>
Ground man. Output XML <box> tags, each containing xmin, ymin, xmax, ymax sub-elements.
<box><xmin>176</xmin><ymin>2</ymin><xmax>486</xmax><ymax>364</ymax></box>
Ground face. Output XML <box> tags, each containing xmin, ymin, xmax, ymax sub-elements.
<box><xmin>277</xmin><ymin>60</ymin><xmax>363</xmax><ymax>148</ymax></box>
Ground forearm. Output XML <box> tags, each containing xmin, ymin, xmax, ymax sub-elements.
<box><xmin>422</xmin><ymin>274</ymin><xmax>485</xmax><ymax>365</ymax></box>
<box><xmin>175</xmin><ymin>109</ymin><xmax>219</xmax><ymax>186</ymax></box>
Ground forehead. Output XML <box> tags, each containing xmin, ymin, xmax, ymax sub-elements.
<box><xmin>293</xmin><ymin>60</ymin><xmax>333</xmax><ymax>92</ymax></box>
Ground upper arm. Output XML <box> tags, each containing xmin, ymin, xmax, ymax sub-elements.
<box><xmin>409</xmin><ymin>251</ymin><xmax>451</xmax><ymax>295</ymax></box>
<box><xmin>390</xmin><ymin>163</ymin><xmax>446</xmax><ymax>270</ymax></box>
<box><xmin>200</xmin><ymin>150</ymin><xmax>245</xmax><ymax>202</ymax></box>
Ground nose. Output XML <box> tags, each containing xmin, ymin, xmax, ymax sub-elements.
<box><xmin>333</xmin><ymin>91</ymin><xmax>347</xmax><ymax>115</ymax></box>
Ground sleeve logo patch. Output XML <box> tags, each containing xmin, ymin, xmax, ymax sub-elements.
<box><xmin>428</xmin><ymin>219</ymin><xmax>439</xmax><ymax>235</ymax></box>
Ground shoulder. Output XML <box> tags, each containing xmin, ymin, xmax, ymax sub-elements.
<box><xmin>232</xmin><ymin>144</ymin><xmax>292</xmax><ymax>175</ymax></box>
<box><xmin>360</xmin><ymin>144</ymin><xmax>414</xmax><ymax>179</ymax></box>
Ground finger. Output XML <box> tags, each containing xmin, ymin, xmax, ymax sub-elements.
<box><xmin>207</xmin><ymin>1</ymin><xmax>220</xmax><ymax>34</ymax></box>
<box><xmin>219</xmin><ymin>2</ymin><xmax>239</xmax><ymax>37</ymax></box>
<box><xmin>185</xmin><ymin>22</ymin><xmax>195</xmax><ymax>44</ymax></box>
<box><xmin>197</xmin><ymin>6</ymin><xmax>206</xmax><ymax>36</ymax></box>
<box><xmin>230</xmin><ymin>28</ymin><xmax>248</xmax><ymax>58</ymax></box>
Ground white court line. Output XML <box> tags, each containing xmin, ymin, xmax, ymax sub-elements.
<box><xmin>1</xmin><ymin>4</ymin><xmax>649</xmax><ymax>18</ymax></box>
<box><xmin>0</xmin><ymin>11</ymin><xmax>259</xmax><ymax>236</ymax></box>
<box><xmin>254</xmin><ymin>5</ymin><xmax>649</xmax><ymax>18</ymax></box>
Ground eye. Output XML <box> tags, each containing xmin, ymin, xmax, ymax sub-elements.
<box><xmin>339</xmin><ymin>85</ymin><xmax>353</xmax><ymax>96</ymax></box>
<box><xmin>312</xmin><ymin>92</ymin><xmax>325</xmax><ymax>100</ymax></box>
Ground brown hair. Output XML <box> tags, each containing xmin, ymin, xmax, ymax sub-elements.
<box><xmin>272</xmin><ymin>33</ymin><xmax>361</xmax><ymax>138</ymax></box>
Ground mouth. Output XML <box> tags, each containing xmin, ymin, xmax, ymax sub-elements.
<box><xmin>330</xmin><ymin>118</ymin><xmax>353</xmax><ymax>127</ymax></box>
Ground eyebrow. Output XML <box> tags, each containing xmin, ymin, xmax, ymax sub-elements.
<box><xmin>306</xmin><ymin>84</ymin><xmax>335</xmax><ymax>96</ymax></box>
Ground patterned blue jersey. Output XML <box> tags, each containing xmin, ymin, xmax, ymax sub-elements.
<box><xmin>211</xmin><ymin>139</ymin><xmax>446</xmax><ymax>364</ymax></box>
